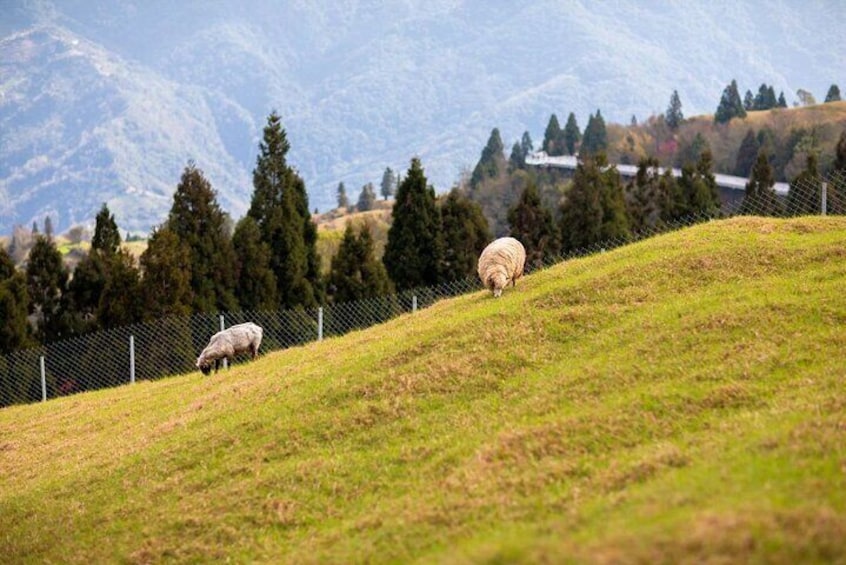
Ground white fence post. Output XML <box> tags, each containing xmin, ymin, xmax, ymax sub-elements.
<box><xmin>412</xmin><ymin>295</ymin><xmax>417</xmax><ymax>313</ymax></box>
<box><xmin>821</xmin><ymin>181</ymin><xmax>828</xmax><ymax>216</ymax></box>
<box><xmin>318</xmin><ymin>307</ymin><xmax>324</xmax><ymax>341</ymax></box>
<box><xmin>219</xmin><ymin>315</ymin><xmax>228</xmax><ymax>369</ymax></box>
<box><xmin>129</xmin><ymin>335</ymin><xmax>135</xmax><ymax>384</ymax></box>
<box><xmin>40</xmin><ymin>356</ymin><xmax>46</xmax><ymax>402</ymax></box>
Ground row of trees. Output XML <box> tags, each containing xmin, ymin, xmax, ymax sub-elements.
<box><xmin>336</xmin><ymin>167</ymin><xmax>397</xmax><ymax>212</ymax></box>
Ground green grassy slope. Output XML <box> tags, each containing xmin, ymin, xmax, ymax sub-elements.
<box><xmin>2</xmin><ymin>216</ymin><xmax>846</xmax><ymax>564</ymax></box>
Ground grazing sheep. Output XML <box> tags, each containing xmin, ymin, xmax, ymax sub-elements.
<box><xmin>196</xmin><ymin>322</ymin><xmax>263</xmax><ymax>375</ymax></box>
<box><xmin>477</xmin><ymin>237</ymin><xmax>526</xmax><ymax>297</ymax></box>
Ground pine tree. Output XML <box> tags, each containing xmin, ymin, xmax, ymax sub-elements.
<box><xmin>786</xmin><ymin>153</ymin><xmax>822</xmax><ymax>216</ymax></box>
<box><xmin>383</xmin><ymin>157</ymin><xmax>443</xmax><ymax>290</ymax></box>
<box><xmin>92</xmin><ymin>203</ymin><xmax>121</xmax><ymax>254</ymax></box>
<box><xmin>734</xmin><ymin>129</ymin><xmax>760</xmax><ymax>177</ymax></box>
<box><xmin>356</xmin><ymin>182</ymin><xmax>377</xmax><ymax>212</ymax></box>
<box><xmin>825</xmin><ymin>84</ymin><xmax>842</xmax><ymax>103</ymax></box>
<box><xmin>581</xmin><ymin>110</ymin><xmax>608</xmax><ymax>156</ymax></box>
<box><xmin>563</xmin><ymin>112</ymin><xmax>581</xmax><ymax>155</ymax></box>
<box><xmin>542</xmin><ymin>114</ymin><xmax>563</xmax><ymax>156</ymax></box>
<box><xmin>25</xmin><ymin>235</ymin><xmax>71</xmax><ymax>343</ymax></box>
<box><xmin>509</xmin><ymin>142</ymin><xmax>524</xmax><ymax>171</ymax></box>
<box><xmin>778</xmin><ymin>92</ymin><xmax>788</xmax><ymax>107</ymax></box>
<box><xmin>739</xmin><ymin>151</ymin><xmax>783</xmax><ymax>216</ymax></box>
<box><xmin>232</xmin><ymin>216</ymin><xmax>278</xmax><ymax>312</ymax></box>
<box><xmin>715</xmin><ymin>79</ymin><xmax>747</xmax><ymax>124</ymax></box>
<box><xmin>337</xmin><ymin>182</ymin><xmax>349</xmax><ymax>210</ymax></box>
<box><xmin>508</xmin><ymin>181</ymin><xmax>560</xmax><ymax>269</ymax></box>
<box><xmin>167</xmin><ymin>161</ymin><xmax>238</xmax><ymax>313</ymax></box>
<box><xmin>96</xmin><ymin>249</ymin><xmax>142</xmax><ymax>329</ymax></box>
<box><xmin>471</xmin><ymin>128</ymin><xmax>506</xmax><ymax>189</ymax></box>
<box><xmin>666</xmin><ymin>90</ymin><xmax>684</xmax><ymax>130</ymax></box>
<box><xmin>626</xmin><ymin>157</ymin><xmax>662</xmax><ymax>232</ymax></box>
<box><xmin>439</xmin><ymin>188</ymin><xmax>491</xmax><ymax>282</ymax></box>
<box><xmin>248</xmin><ymin>112</ymin><xmax>323</xmax><ymax>309</ymax></box>
<box><xmin>138</xmin><ymin>225</ymin><xmax>193</xmax><ymax>320</ymax></box>
<box><xmin>0</xmin><ymin>247</ymin><xmax>32</xmax><ymax>354</ymax></box>
<box><xmin>328</xmin><ymin>223</ymin><xmax>392</xmax><ymax>304</ymax></box>
<box><xmin>559</xmin><ymin>159</ymin><xmax>604</xmax><ymax>253</ymax></box>
<box><xmin>744</xmin><ymin>90</ymin><xmax>754</xmax><ymax>111</ymax></box>
<box><xmin>380</xmin><ymin>167</ymin><xmax>396</xmax><ymax>200</ymax></box>
<box><xmin>520</xmin><ymin>131</ymin><xmax>534</xmax><ymax>159</ymax></box>
<box><xmin>44</xmin><ymin>216</ymin><xmax>53</xmax><ymax>239</ymax></box>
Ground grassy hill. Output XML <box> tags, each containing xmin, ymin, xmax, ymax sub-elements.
<box><xmin>1</xmin><ymin>216</ymin><xmax>845</xmax><ymax>563</ymax></box>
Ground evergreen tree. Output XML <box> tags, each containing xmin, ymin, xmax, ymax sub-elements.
<box><xmin>520</xmin><ymin>131</ymin><xmax>534</xmax><ymax>159</ymax></box>
<box><xmin>563</xmin><ymin>112</ymin><xmax>581</xmax><ymax>155</ymax></box>
<box><xmin>739</xmin><ymin>151</ymin><xmax>783</xmax><ymax>216</ymax></box>
<box><xmin>92</xmin><ymin>203</ymin><xmax>121</xmax><ymax>254</ymax></box>
<box><xmin>507</xmin><ymin>181</ymin><xmax>560</xmax><ymax>269</ymax></box>
<box><xmin>248</xmin><ymin>112</ymin><xmax>323</xmax><ymax>309</ymax></box>
<box><xmin>626</xmin><ymin>157</ymin><xmax>663</xmax><ymax>232</ymax></box>
<box><xmin>825</xmin><ymin>84</ymin><xmax>842</xmax><ymax>103</ymax></box>
<box><xmin>25</xmin><ymin>235</ymin><xmax>71</xmax><ymax>343</ymax></box>
<box><xmin>509</xmin><ymin>141</ymin><xmax>524</xmax><ymax>171</ymax></box>
<box><xmin>0</xmin><ymin>247</ymin><xmax>32</xmax><ymax>354</ymax></box>
<box><xmin>560</xmin><ymin>156</ymin><xmax>629</xmax><ymax>253</ymax></box>
<box><xmin>380</xmin><ymin>167</ymin><xmax>396</xmax><ymax>200</ymax></box>
<box><xmin>581</xmin><ymin>110</ymin><xmax>608</xmax><ymax>156</ymax></box>
<box><xmin>714</xmin><ymin>79</ymin><xmax>747</xmax><ymax>124</ymax></box>
<box><xmin>786</xmin><ymin>153</ymin><xmax>822</xmax><ymax>216</ymax></box>
<box><xmin>138</xmin><ymin>225</ymin><xmax>193</xmax><ymax>320</ymax></box>
<box><xmin>666</xmin><ymin>90</ymin><xmax>684</xmax><ymax>130</ymax></box>
<box><xmin>778</xmin><ymin>91</ymin><xmax>788</xmax><ymax>107</ymax></box>
<box><xmin>44</xmin><ymin>216</ymin><xmax>53</xmax><ymax>239</ymax></box>
<box><xmin>383</xmin><ymin>157</ymin><xmax>443</xmax><ymax>290</ymax></box>
<box><xmin>743</xmin><ymin>89</ymin><xmax>754</xmax><ymax>111</ymax></box>
<box><xmin>439</xmin><ymin>188</ymin><xmax>491</xmax><ymax>282</ymax></box>
<box><xmin>542</xmin><ymin>114</ymin><xmax>563</xmax><ymax>156</ymax></box>
<box><xmin>232</xmin><ymin>216</ymin><xmax>278</xmax><ymax>312</ymax></box>
<box><xmin>96</xmin><ymin>249</ymin><xmax>142</xmax><ymax>329</ymax></box>
<box><xmin>356</xmin><ymin>182</ymin><xmax>377</xmax><ymax>212</ymax></box>
<box><xmin>471</xmin><ymin>128</ymin><xmax>506</xmax><ymax>189</ymax></box>
<box><xmin>167</xmin><ymin>161</ymin><xmax>238</xmax><ymax>313</ymax></box>
<box><xmin>328</xmin><ymin>223</ymin><xmax>393</xmax><ymax>304</ymax></box>
<box><xmin>337</xmin><ymin>182</ymin><xmax>349</xmax><ymax>210</ymax></box>
<box><xmin>734</xmin><ymin>129</ymin><xmax>760</xmax><ymax>177</ymax></box>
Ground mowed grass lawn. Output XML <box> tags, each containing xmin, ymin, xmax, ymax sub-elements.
<box><xmin>1</xmin><ymin>216</ymin><xmax>845</xmax><ymax>564</ymax></box>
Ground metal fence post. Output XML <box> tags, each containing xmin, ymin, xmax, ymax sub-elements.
<box><xmin>219</xmin><ymin>314</ymin><xmax>227</xmax><ymax>369</ymax></box>
<box><xmin>129</xmin><ymin>335</ymin><xmax>135</xmax><ymax>384</ymax></box>
<box><xmin>412</xmin><ymin>295</ymin><xmax>417</xmax><ymax>313</ymax></box>
<box><xmin>40</xmin><ymin>356</ymin><xmax>46</xmax><ymax>402</ymax></box>
<box><xmin>318</xmin><ymin>307</ymin><xmax>323</xmax><ymax>341</ymax></box>
<box><xmin>821</xmin><ymin>181</ymin><xmax>828</xmax><ymax>216</ymax></box>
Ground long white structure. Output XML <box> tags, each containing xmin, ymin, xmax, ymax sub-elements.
<box><xmin>525</xmin><ymin>151</ymin><xmax>789</xmax><ymax>195</ymax></box>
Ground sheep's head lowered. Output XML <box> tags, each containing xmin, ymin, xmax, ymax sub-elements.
<box><xmin>196</xmin><ymin>322</ymin><xmax>263</xmax><ymax>375</ymax></box>
<box><xmin>477</xmin><ymin>237</ymin><xmax>527</xmax><ymax>298</ymax></box>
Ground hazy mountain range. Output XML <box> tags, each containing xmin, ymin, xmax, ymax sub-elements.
<box><xmin>2</xmin><ymin>0</ymin><xmax>844</xmax><ymax>235</ymax></box>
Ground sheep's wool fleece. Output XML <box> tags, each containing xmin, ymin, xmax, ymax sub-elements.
<box><xmin>477</xmin><ymin>237</ymin><xmax>526</xmax><ymax>297</ymax></box>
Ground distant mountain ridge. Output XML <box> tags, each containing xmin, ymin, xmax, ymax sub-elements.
<box><xmin>2</xmin><ymin>0</ymin><xmax>844</xmax><ymax>234</ymax></box>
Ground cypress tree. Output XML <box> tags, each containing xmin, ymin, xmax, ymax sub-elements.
<box><xmin>248</xmin><ymin>112</ymin><xmax>323</xmax><ymax>309</ymax></box>
<box><xmin>734</xmin><ymin>129</ymin><xmax>760</xmax><ymax>177</ymax></box>
<box><xmin>627</xmin><ymin>157</ymin><xmax>662</xmax><ymax>232</ymax></box>
<box><xmin>559</xmin><ymin>159</ymin><xmax>604</xmax><ymax>253</ymax></box>
<box><xmin>337</xmin><ymin>182</ymin><xmax>350</xmax><ymax>210</ymax></box>
<box><xmin>167</xmin><ymin>161</ymin><xmax>238</xmax><ymax>313</ymax></box>
<box><xmin>563</xmin><ymin>112</ymin><xmax>581</xmax><ymax>156</ymax></box>
<box><xmin>715</xmin><ymin>79</ymin><xmax>747</xmax><ymax>124</ymax></box>
<box><xmin>0</xmin><ymin>247</ymin><xmax>32</xmax><ymax>354</ymax></box>
<box><xmin>542</xmin><ymin>114</ymin><xmax>563</xmax><ymax>156</ymax></box>
<box><xmin>666</xmin><ymin>90</ymin><xmax>684</xmax><ymax>130</ymax></box>
<box><xmin>380</xmin><ymin>167</ymin><xmax>396</xmax><ymax>200</ymax></box>
<box><xmin>471</xmin><ymin>128</ymin><xmax>506</xmax><ymax>189</ymax></box>
<box><xmin>383</xmin><ymin>157</ymin><xmax>443</xmax><ymax>290</ymax></box>
<box><xmin>439</xmin><ymin>188</ymin><xmax>491</xmax><ymax>282</ymax></box>
<box><xmin>739</xmin><ymin>151</ymin><xmax>783</xmax><ymax>216</ymax></box>
<box><xmin>25</xmin><ymin>235</ymin><xmax>71</xmax><ymax>343</ymax></box>
<box><xmin>138</xmin><ymin>225</ymin><xmax>193</xmax><ymax>320</ymax></box>
<box><xmin>520</xmin><ymin>131</ymin><xmax>534</xmax><ymax>159</ymax></box>
<box><xmin>508</xmin><ymin>181</ymin><xmax>560</xmax><ymax>270</ymax></box>
<box><xmin>581</xmin><ymin>110</ymin><xmax>608</xmax><ymax>157</ymax></box>
<box><xmin>232</xmin><ymin>216</ymin><xmax>278</xmax><ymax>312</ymax></box>
<box><xmin>96</xmin><ymin>249</ymin><xmax>142</xmax><ymax>329</ymax></box>
<box><xmin>92</xmin><ymin>203</ymin><xmax>121</xmax><ymax>254</ymax></box>
<box><xmin>509</xmin><ymin>141</ymin><xmax>524</xmax><ymax>171</ymax></box>
<box><xmin>328</xmin><ymin>223</ymin><xmax>392</xmax><ymax>304</ymax></box>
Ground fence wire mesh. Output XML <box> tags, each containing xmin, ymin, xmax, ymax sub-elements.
<box><xmin>1</xmin><ymin>170</ymin><xmax>843</xmax><ymax>408</ymax></box>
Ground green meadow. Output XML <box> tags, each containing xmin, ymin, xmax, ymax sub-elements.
<box><xmin>1</xmin><ymin>216</ymin><xmax>845</xmax><ymax>564</ymax></box>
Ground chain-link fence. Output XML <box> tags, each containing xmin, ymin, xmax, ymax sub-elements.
<box><xmin>1</xmin><ymin>170</ymin><xmax>843</xmax><ymax>409</ymax></box>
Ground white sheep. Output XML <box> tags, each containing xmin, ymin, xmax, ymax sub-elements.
<box><xmin>196</xmin><ymin>322</ymin><xmax>263</xmax><ymax>375</ymax></box>
<box><xmin>477</xmin><ymin>237</ymin><xmax>527</xmax><ymax>298</ymax></box>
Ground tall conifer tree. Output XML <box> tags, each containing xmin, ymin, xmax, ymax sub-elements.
<box><xmin>439</xmin><ymin>188</ymin><xmax>491</xmax><ymax>281</ymax></box>
<box><xmin>508</xmin><ymin>181</ymin><xmax>560</xmax><ymax>269</ymax></box>
<box><xmin>249</xmin><ymin>112</ymin><xmax>322</xmax><ymax>309</ymax></box>
<box><xmin>328</xmin><ymin>223</ymin><xmax>392</xmax><ymax>304</ymax></box>
<box><xmin>563</xmin><ymin>112</ymin><xmax>581</xmax><ymax>156</ymax></box>
<box><xmin>739</xmin><ymin>151</ymin><xmax>783</xmax><ymax>216</ymax></box>
<box><xmin>471</xmin><ymin>128</ymin><xmax>506</xmax><ymax>189</ymax></box>
<box><xmin>383</xmin><ymin>158</ymin><xmax>443</xmax><ymax>290</ymax></box>
<box><xmin>25</xmin><ymin>235</ymin><xmax>71</xmax><ymax>343</ymax></box>
<box><xmin>138</xmin><ymin>225</ymin><xmax>193</xmax><ymax>320</ymax></box>
<box><xmin>167</xmin><ymin>161</ymin><xmax>237</xmax><ymax>313</ymax></box>
<box><xmin>232</xmin><ymin>216</ymin><xmax>278</xmax><ymax>312</ymax></box>
<box><xmin>715</xmin><ymin>79</ymin><xmax>747</xmax><ymax>124</ymax></box>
